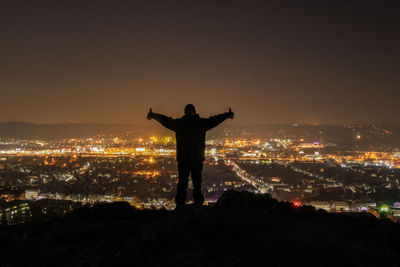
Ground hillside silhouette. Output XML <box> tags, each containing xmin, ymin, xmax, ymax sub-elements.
<box><xmin>1</xmin><ymin>190</ymin><xmax>399</xmax><ymax>266</ymax></box>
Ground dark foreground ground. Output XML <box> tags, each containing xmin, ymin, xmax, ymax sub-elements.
<box><xmin>1</xmin><ymin>190</ymin><xmax>400</xmax><ymax>267</ymax></box>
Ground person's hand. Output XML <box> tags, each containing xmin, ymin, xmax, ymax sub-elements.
<box><xmin>147</xmin><ymin>108</ymin><xmax>154</xmax><ymax>120</ymax></box>
<box><xmin>227</xmin><ymin>107</ymin><xmax>234</xmax><ymax>119</ymax></box>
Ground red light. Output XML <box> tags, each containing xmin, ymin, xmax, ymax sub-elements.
<box><xmin>293</xmin><ymin>201</ymin><xmax>301</xmax><ymax>207</ymax></box>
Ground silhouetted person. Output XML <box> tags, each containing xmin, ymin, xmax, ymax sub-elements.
<box><xmin>147</xmin><ymin>104</ymin><xmax>234</xmax><ymax>206</ymax></box>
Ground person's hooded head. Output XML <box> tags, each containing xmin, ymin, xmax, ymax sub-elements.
<box><xmin>184</xmin><ymin>104</ymin><xmax>196</xmax><ymax>117</ymax></box>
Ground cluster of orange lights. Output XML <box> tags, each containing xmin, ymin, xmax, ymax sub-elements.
<box><xmin>133</xmin><ymin>171</ymin><xmax>160</xmax><ymax>178</ymax></box>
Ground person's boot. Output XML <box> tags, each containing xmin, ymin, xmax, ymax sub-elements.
<box><xmin>193</xmin><ymin>189</ymin><xmax>204</xmax><ymax>205</ymax></box>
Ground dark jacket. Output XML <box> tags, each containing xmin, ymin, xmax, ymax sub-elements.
<box><xmin>152</xmin><ymin>112</ymin><xmax>230</xmax><ymax>162</ymax></box>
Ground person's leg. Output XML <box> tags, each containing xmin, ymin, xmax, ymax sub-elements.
<box><xmin>175</xmin><ymin>161</ymin><xmax>190</xmax><ymax>205</ymax></box>
<box><xmin>191</xmin><ymin>160</ymin><xmax>204</xmax><ymax>205</ymax></box>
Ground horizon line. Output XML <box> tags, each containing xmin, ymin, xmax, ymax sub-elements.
<box><xmin>1</xmin><ymin>121</ymin><xmax>399</xmax><ymax>126</ymax></box>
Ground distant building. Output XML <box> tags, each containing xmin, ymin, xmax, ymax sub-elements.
<box><xmin>88</xmin><ymin>194</ymin><xmax>106</xmax><ymax>202</ymax></box>
<box><xmin>350</xmin><ymin>202</ymin><xmax>376</xmax><ymax>212</ymax></box>
<box><xmin>25</xmin><ymin>189</ymin><xmax>39</xmax><ymax>200</ymax></box>
<box><xmin>0</xmin><ymin>200</ymin><xmax>31</xmax><ymax>225</ymax></box>
<box><xmin>331</xmin><ymin>201</ymin><xmax>350</xmax><ymax>212</ymax></box>
<box><xmin>309</xmin><ymin>201</ymin><xmax>331</xmax><ymax>211</ymax></box>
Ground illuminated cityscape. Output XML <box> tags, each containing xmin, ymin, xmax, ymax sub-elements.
<box><xmin>2</xmin><ymin>123</ymin><xmax>400</xmax><ymax>224</ymax></box>
<box><xmin>2</xmin><ymin>1</ymin><xmax>400</xmax><ymax>265</ymax></box>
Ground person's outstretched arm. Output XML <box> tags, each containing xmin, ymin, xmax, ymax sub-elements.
<box><xmin>203</xmin><ymin>108</ymin><xmax>234</xmax><ymax>131</ymax></box>
<box><xmin>147</xmin><ymin>108</ymin><xmax>177</xmax><ymax>131</ymax></box>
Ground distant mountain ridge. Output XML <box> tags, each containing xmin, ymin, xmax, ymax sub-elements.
<box><xmin>0</xmin><ymin>121</ymin><xmax>139</xmax><ymax>139</ymax></box>
<box><xmin>1</xmin><ymin>122</ymin><xmax>400</xmax><ymax>147</ymax></box>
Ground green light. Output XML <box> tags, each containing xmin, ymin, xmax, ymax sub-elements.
<box><xmin>380</xmin><ymin>205</ymin><xmax>389</xmax><ymax>212</ymax></box>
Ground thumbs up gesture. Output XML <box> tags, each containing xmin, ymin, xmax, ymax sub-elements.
<box><xmin>147</xmin><ymin>108</ymin><xmax>153</xmax><ymax>120</ymax></box>
<box><xmin>227</xmin><ymin>107</ymin><xmax>234</xmax><ymax>119</ymax></box>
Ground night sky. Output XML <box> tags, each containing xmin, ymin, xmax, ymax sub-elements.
<box><xmin>1</xmin><ymin>1</ymin><xmax>399</xmax><ymax>125</ymax></box>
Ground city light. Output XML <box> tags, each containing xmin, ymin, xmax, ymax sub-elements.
<box><xmin>380</xmin><ymin>205</ymin><xmax>389</xmax><ymax>213</ymax></box>
<box><xmin>292</xmin><ymin>201</ymin><xmax>301</xmax><ymax>208</ymax></box>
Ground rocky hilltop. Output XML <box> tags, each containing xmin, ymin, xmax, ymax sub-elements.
<box><xmin>1</xmin><ymin>190</ymin><xmax>399</xmax><ymax>266</ymax></box>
